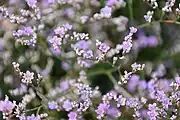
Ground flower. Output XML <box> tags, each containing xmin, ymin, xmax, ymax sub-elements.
<box><xmin>100</xmin><ymin>6</ymin><xmax>112</xmax><ymax>18</ymax></box>
<box><xmin>26</xmin><ymin>0</ymin><xmax>37</xmax><ymax>8</ymax></box>
<box><xmin>144</xmin><ymin>11</ymin><xmax>154</xmax><ymax>23</ymax></box>
<box><xmin>48</xmin><ymin>101</ymin><xmax>58</xmax><ymax>110</ymax></box>
<box><xmin>75</xmin><ymin>40</ymin><xmax>89</xmax><ymax>50</ymax></box>
<box><xmin>22</xmin><ymin>71</ymin><xmax>34</xmax><ymax>84</ymax></box>
<box><xmin>95</xmin><ymin>103</ymin><xmax>109</xmax><ymax>119</ymax></box>
<box><xmin>0</xmin><ymin>96</ymin><xmax>15</xmax><ymax>113</ymax></box>
<box><xmin>98</xmin><ymin>43</ymin><xmax>110</xmax><ymax>53</ymax></box>
<box><xmin>147</xmin><ymin>103</ymin><xmax>158</xmax><ymax>120</ymax></box>
<box><xmin>68</xmin><ymin>112</ymin><xmax>77</xmax><ymax>120</ymax></box>
<box><xmin>60</xmin><ymin>80</ymin><xmax>70</xmax><ymax>90</ymax></box>
<box><xmin>107</xmin><ymin>107</ymin><xmax>121</xmax><ymax>118</ymax></box>
<box><xmin>62</xmin><ymin>100</ymin><xmax>72</xmax><ymax>111</ymax></box>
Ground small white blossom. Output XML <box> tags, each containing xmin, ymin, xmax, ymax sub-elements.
<box><xmin>21</xmin><ymin>71</ymin><xmax>34</xmax><ymax>84</ymax></box>
<box><xmin>144</xmin><ymin>11</ymin><xmax>154</xmax><ymax>23</ymax></box>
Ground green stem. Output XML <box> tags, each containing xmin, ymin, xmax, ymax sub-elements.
<box><xmin>128</xmin><ymin>0</ymin><xmax>133</xmax><ymax>20</ymax></box>
<box><xmin>36</xmin><ymin>105</ymin><xmax>43</xmax><ymax>116</ymax></box>
<box><xmin>24</xmin><ymin>105</ymin><xmax>43</xmax><ymax>113</ymax></box>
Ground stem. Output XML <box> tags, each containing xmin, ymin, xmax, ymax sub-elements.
<box><xmin>128</xmin><ymin>0</ymin><xmax>133</xmax><ymax>20</ymax></box>
<box><xmin>137</xmin><ymin>20</ymin><xmax>180</xmax><ymax>29</ymax></box>
<box><xmin>106</xmin><ymin>72</ymin><xmax>132</xmax><ymax>98</ymax></box>
<box><xmin>24</xmin><ymin>105</ymin><xmax>42</xmax><ymax>113</ymax></box>
<box><xmin>36</xmin><ymin>105</ymin><xmax>43</xmax><ymax>116</ymax></box>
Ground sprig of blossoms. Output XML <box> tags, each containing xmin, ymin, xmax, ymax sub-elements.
<box><xmin>162</xmin><ymin>0</ymin><xmax>176</xmax><ymax>12</ymax></box>
<box><xmin>144</xmin><ymin>11</ymin><xmax>154</xmax><ymax>23</ymax></box>
<box><xmin>145</xmin><ymin>0</ymin><xmax>158</xmax><ymax>9</ymax></box>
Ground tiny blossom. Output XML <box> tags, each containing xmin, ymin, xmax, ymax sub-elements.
<box><xmin>62</xmin><ymin>100</ymin><xmax>72</xmax><ymax>111</ymax></box>
<box><xmin>26</xmin><ymin>0</ymin><xmax>37</xmax><ymax>8</ymax></box>
<box><xmin>96</xmin><ymin>40</ymin><xmax>110</xmax><ymax>53</ymax></box>
<box><xmin>63</xmin><ymin>24</ymin><xmax>73</xmax><ymax>30</ymax></box>
<box><xmin>80</xmin><ymin>16</ymin><xmax>89</xmax><ymax>23</ymax></box>
<box><xmin>48</xmin><ymin>101</ymin><xmax>58</xmax><ymax>110</ymax></box>
<box><xmin>95</xmin><ymin>103</ymin><xmax>109</xmax><ymax>119</ymax></box>
<box><xmin>21</xmin><ymin>71</ymin><xmax>34</xmax><ymax>84</ymax></box>
<box><xmin>144</xmin><ymin>11</ymin><xmax>154</xmax><ymax>23</ymax></box>
<box><xmin>49</xmin><ymin>36</ymin><xmax>62</xmax><ymax>50</ymax></box>
<box><xmin>116</xmin><ymin>95</ymin><xmax>126</xmax><ymax>107</ymax></box>
<box><xmin>54</xmin><ymin>27</ymin><xmax>66</xmax><ymax>36</ymax></box>
<box><xmin>122</xmin><ymin>27</ymin><xmax>137</xmax><ymax>54</ymax></box>
<box><xmin>100</xmin><ymin>6</ymin><xmax>112</xmax><ymax>18</ymax></box>
<box><xmin>131</xmin><ymin>62</ymin><xmax>145</xmax><ymax>72</ymax></box>
<box><xmin>68</xmin><ymin>112</ymin><xmax>77</xmax><ymax>120</ymax></box>
<box><xmin>83</xmin><ymin>50</ymin><xmax>94</xmax><ymax>59</ymax></box>
<box><xmin>147</xmin><ymin>103</ymin><xmax>158</xmax><ymax>120</ymax></box>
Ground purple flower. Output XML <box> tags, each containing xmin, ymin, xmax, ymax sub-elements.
<box><xmin>95</xmin><ymin>103</ymin><xmax>109</xmax><ymax>116</ymax></box>
<box><xmin>100</xmin><ymin>6</ymin><xmax>112</xmax><ymax>18</ymax></box>
<box><xmin>107</xmin><ymin>107</ymin><xmax>121</xmax><ymax>118</ymax></box>
<box><xmin>127</xmin><ymin>74</ymin><xmax>140</xmax><ymax>92</ymax></box>
<box><xmin>161</xmin><ymin>97</ymin><xmax>172</xmax><ymax>110</ymax></box>
<box><xmin>60</xmin><ymin>80</ymin><xmax>69</xmax><ymax>90</ymax></box>
<box><xmin>26</xmin><ymin>0</ymin><xmax>37</xmax><ymax>8</ymax></box>
<box><xmin>116</xmin><ymin>95</ymin><xmax>126</xmax><ymax>107</ymax></box>
<box><xmin>106</xmin><ymin>0</ymin><xmax>117</xmax><ymax>6</ymax></box>
<box><xmin>75</xmin><ymin>40</ymin><xmax>89</xmax><ymax>50</ymax></box>
<box><xmin>175</xmin><ymin>77</ymin><xmax>180</xmax><ymax>85</ymax></box>
<box><xmin>49</xmin><ymin>36</ymin><xmax>62</xmax><ymax>49</ymax></box>
<box><xmin>63</xmin><ymin>24</ymin><xmax>72</xmax><ymax>30</ymax></box>
<box><xmin>68</xmin><ymin>112</ymin><xmax>77</xmax><ymax>120</ymax></box>
<box><xmin>83</xmin><ymin>50</ymin><xmax>93</xmax><ymax>59</ymax></box>
<box><xmin>122</xmin><ymin>40</ymin><xmax>132</xmax><ymax>53</ymax></box>
<box><xmin>22</xmin><ymin>26</ymin><xmax>34</xmax><ymax>36</ymax></box>
<box><xmin>148</xmin><ymin>103</ymin><xmax>157</xmax><ymax>111</ymax></box>
<box><xmin>54</xmin><ymin>27</ymin><xmax>65</xmax><ymax>36</ymax></box>
<box><xmin>146</xmin><ymin>36</ymin><xmax>158</xmax><ymax>47</ymax></box>
<box><xmin>98</xmin><ymin>43</ymin><xmax>110</xmax><ymax>53</ymax></box>
<box><xmin>126</xmin><ymin>98</ymin><xmax>139</xmax><ymax>108</ymax></box>
<box><xmin>62</xmin><ymin>100</ymin><xmax>72</xmax><ymax>111</ymax></box>
<box><xmin>147</xmin><ymin>103</ymin><xmax>158</xmax><ymax>120</ymax></box>
<box><xmin>48</xmin><ymin>101</ymin><xmax>58</xmax><ymax>110</ymax></box>
<box><xmin>147</xmin><ymin>111</ymin><xmax>158</xmax><ymax>120</ymax></box>
<box><xmin>138</xmin><ymin>80</ymin><xmax>147</xmax><ymax>90</ymax></box>
<box><xmin>0</xmin><ymin>96</ymin><xmax>15</xmax><ymax>113</ymax></box>
<box><xmin>48</xmin><ymin>0</ymin><xmax>55</xmax><ymax>4</ymax></box>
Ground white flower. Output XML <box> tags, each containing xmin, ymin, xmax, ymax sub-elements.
<box><xmin>144</xmin><ymin>11</ymin><xmax>154</xmax><ymax>23</ymax></box>
<box><xmin>22</xmin><ymin>71</ymin><xmax>34</xmax><ymax>84</ymax></box>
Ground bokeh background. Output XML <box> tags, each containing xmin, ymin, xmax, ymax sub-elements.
<box><xmin>0</xmin><ymin>0</ymin><xmax>180</xmax><ymax>119</ymax></box>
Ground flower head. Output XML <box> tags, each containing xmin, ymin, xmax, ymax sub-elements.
<box><xmin>68</xmin><ymin>112</ymin><xmax>77</xmax><ymax>120</ymax></box>
<box><xmin>62</xmin><ymin>100</ymin><xmax>72</xmax><ymax>111</ymax></box>
<box><xmin>0</xmin><ymin>96</ymin><xmax>15</xmax><ymax>113</ymax></box>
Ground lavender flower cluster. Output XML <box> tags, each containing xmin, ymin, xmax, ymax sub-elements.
<box><xmin>0</xmin><ymin>0</ymin><xmax>179</xmax><ymax>120</ymax></box>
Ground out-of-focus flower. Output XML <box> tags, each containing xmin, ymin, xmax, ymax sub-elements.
<box><xmin>68</xmin><ymin>112</ymin><xmax>77</xmax><ymax>120</ymax></box>
<box><xmin>62</xmin><ymin>100</ymin><xmax>72</xmax><ymax>111</ymax></box>
<box><xmin>100</xmin><ymin>6</ymin><xmax>112</xmax><ymax>18</ymax></box>
<box><xmin>26</xmin><ymin>0</ymin><xmax>37</xmax><ymax>8</ymax></box>
<box><xmin>0</xmin><ymin>96</ymin><xmax>15</xmax><ymax>113</ymax></box>
<box><xmin>48</xmin><ymin>101</ymin><xmax>58</xmax><ymax>110</ymax></box>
